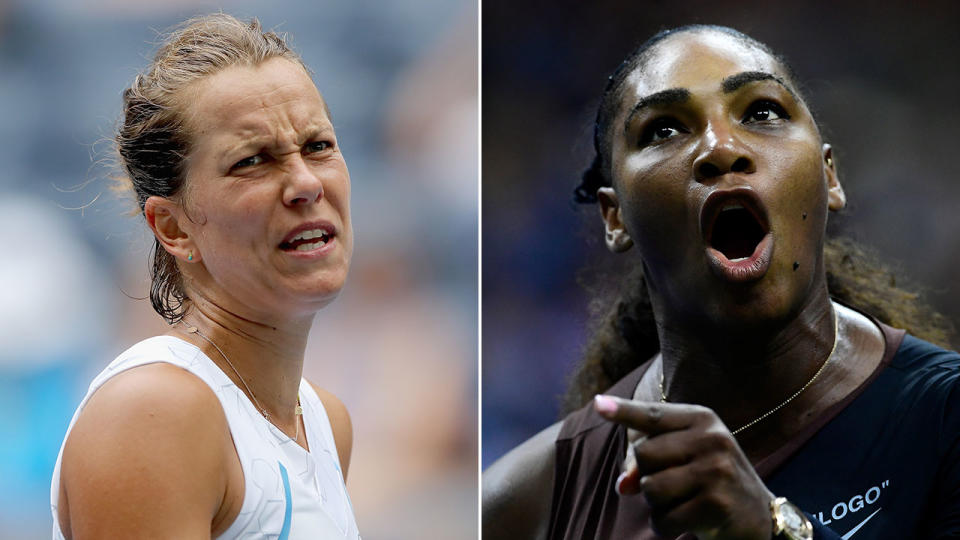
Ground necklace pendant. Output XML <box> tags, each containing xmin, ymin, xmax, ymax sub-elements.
<box><xmin>295</xmin><ymin>404</ymin><xmax>303</xmax><ymax>416</ymax></box>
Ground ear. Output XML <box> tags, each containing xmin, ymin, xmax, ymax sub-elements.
<box><xmin>823</xmin><ymin>144</ymin><xmax>845</xmax><ymax>211</ymax></box>
<box><xmin>144</xmin><ymin>196</ymin><xmax>200</xmax><ymax>262</ymax></box>
<box><xmin>597</xmin><ymin>187</ymin><xmax>633</xmax><ymax>253</ymax></box>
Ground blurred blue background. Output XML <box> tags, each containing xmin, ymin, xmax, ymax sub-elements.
<box><xmin>0</xmin><ymin>1</ymin><xmax>477</xmax><ymax>538</ymax></box>
<box><xmin>482</xmin><ymin>0</ymin><xmax>960</xmax><ymax>469</ymax></box>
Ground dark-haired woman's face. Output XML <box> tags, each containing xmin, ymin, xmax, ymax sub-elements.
<box><xmin>601</xmin><ymin>31</ymin><xmax>844</xmax><ymax>329</ymax></box>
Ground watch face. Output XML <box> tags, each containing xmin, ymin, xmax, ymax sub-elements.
<box><xmin>780</xmin><ymin>501</ymin><xmax>813</xmax><ymax>540</ymax></box>
<box><xmin>783</xmin><ymin>505</ymin><xmax>805</xmax><ymax>529</ymax></box>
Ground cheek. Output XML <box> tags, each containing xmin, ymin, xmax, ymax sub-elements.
<box><xmin>196</xmin><ymin>190</ymin><xmax>275</xmax><ymax>252</ymax></box>
<box><xmin>761</xmin><ymin>144</ymin><xmax>831</xmax><ymax>278</ymax></box>
<box><xmin>325</xmin><ymin>162</ymin><xmax>351</xmax><ymax>208</ymax></box>
<box><xmin>336</xmin><ymin>178</ymin><xmax>352</xmax><ymax>222</ymax></box>
<box><xmin>616</xmin><ymin>157</ymin><xmax>694</xmax><ymax>247</ymax></box>
<box><xmin>765</xmin><ymin>144</ymin><xmax>828</xmax><ymax>225</ymax></box>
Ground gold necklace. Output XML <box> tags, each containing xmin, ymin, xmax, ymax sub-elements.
<box><xmin>184</xmin><ymin>325</ymin><xmax>303</xmax><ymax>442</ymax></box>
<box><xmin>658</xmin><ymin>310</ymin><xmax>839</xmax><ymax>437</ymax></box>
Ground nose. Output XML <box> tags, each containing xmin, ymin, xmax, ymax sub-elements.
<box><xmin>283</xmin><ymin>155</ymin><xmax>324</xmax><ymax>206</ymax></box>
<box><xmin>693</xmin><ymin>119</ymin><xmax>755</xmax><ymax>183</ymax></box>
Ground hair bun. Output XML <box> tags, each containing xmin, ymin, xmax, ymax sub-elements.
<box><xmin>574</xmin><ymin>154</ymin><xmax>605</xmax><ymax>204</ymax></box>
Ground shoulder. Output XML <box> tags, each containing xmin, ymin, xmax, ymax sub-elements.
<box><xmin>60</xmin><ymin>362</ymin><xmax>231</xmax><ymax>537</ymax></box>
<box><xmin>482</xmin><ymin>421</ymin><xmax>562</xmax><ymax>540</ymax></box>
<box><xmin>887</xmin><ymin>335</ymin><xmax>960</xmax><ymax>398</ymax></box>
<box><xmin>881</xmin><ymin>335</ymin><xmax>960</xmax><ymax>438</ymax></box>
<box><xmin>891</xmin><ymin>334</ymin><xmax>960</xmax><ymax>371</ymax></box>
<box><xmin>65</xmin><ymin>362</ymin><xmax>229</xmax><ymax>459</ymax></box>
<box><xmin>307</xmin><ymin>380</ymin><xmax>353</xmax><ymax>478</ymax></box>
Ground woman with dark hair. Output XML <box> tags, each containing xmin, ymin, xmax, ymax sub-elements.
<box><xmin>483</xmin><ymin>25</ymin><xmax>959</xmax><ymax>539</ymax></box>
<box><xmin>51</xmin><ymin>14</ymin><xmax>359</xmax><ymax>538</ymax></box>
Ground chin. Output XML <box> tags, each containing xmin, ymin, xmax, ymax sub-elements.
<box><xmin>291</xmin><ymin>273</ymin><xmax>349</xmax><ymax>310</ymax></box>
<box><xmin>307</xmin><ymin>286</ymin><xmax>345</xmax><ymax>309</ymax></box>
<box><xmin>268</xmin><ymin>289</ymin><xmax>343</xmax><ymax>322</ymax></box>
<box><xmin>681</xmin><ymin>265</ymin><xmax>798</xmax><ymax>332</ymax></box>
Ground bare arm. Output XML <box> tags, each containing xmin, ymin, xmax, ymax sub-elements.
<box><xmin>309</xmin><ymin>382</ymin><xmax>353</xmax><ymax>479</ymax></box>
<box><xmin>59</xmin><ymin>363</ymin><xmax>232</xmax><ymax>539</ymax></box>
<box><xmin>482</xmin><ymin>421</ymin><xmax>562</xmax><ymax>540</ymax></box>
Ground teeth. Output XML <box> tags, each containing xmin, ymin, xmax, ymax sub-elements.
<box><xmin>295</xmin><ymin>240</ymin><xmax>327</xmax><ymax>251</ymax></box>
<box><xmin>721</xmin><ymin>203</ymin><xmax>744</xmax><ymax>212</ymax></box>
<box><xmin>290</xmin><ymin>229</ymin><xmax>328</xmax><ymax>242</ymax></box>
<box><xmin>730</xmin><ymin>256</ymin><xmax>748</xmax><ymax>262</ymax></box>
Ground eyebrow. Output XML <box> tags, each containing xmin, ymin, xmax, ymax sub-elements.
<box><xmin>224</xmin><ymin>122</ymin><xmax>330</xmax><ymax>153</ymax></box>
<box><xmin>721</xmin><ymin>71</ymin><xmax>795</xmax><ymax>98</ymax></box>
<box><xmin>623</xmin><ymin>88</ymin><xmax>691</xmax><ymax>131</ymax></box>
<box><xmin>623</xmin><ymin>71</ymin><xmax>799</xmax><ymax>133</ymax></box>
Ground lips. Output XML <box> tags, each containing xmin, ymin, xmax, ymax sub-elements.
<box><xmin>279</xmin><ymin>221</ymin><xmax>336</xmax><ymax>253</ymax></box>
<box><xmin>700</xmin><ymin>189</ymin><xmax>773</xmax><ymax>283</ymax></box>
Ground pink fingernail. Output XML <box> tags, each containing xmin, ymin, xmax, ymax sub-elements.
<box><xmin>615</xmin><ymin>471</ymin><xmax>627</xmax><ymax>495</ymax></box>
<box><xmin>594</xmin><ymin>395</ymin><xmax>618</xmax><ymax>415</ymax></box>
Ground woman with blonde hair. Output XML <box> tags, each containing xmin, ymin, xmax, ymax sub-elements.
<box><xmin>51</xmin><ymin>14</ymin><xmax>359</xmax><ymax>538</ymax></box>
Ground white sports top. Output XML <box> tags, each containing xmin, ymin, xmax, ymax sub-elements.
<box><xmin>50</xmin><ymin>336</ymin><xmax>361</xmax><ymax>539</ymax></box>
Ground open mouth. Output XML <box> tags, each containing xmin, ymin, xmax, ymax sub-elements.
<box><xmin>279</xmin><ymin>228</ymin><xmax>334</xmax><ymax>252</ymax></box>
<box><xmin>709</xmin><ymin>205</ymin><xmax>766</xmax><ymax>261</ymax></box>
<box><xmin>701</xmin><ymin>190</ymin><xmax>770</xmax><ymax>260</ymax></box>
<box><xmin>700</xmin><ymin>189</ymin><xmax>773</xmax><ymax>282</ymax></box>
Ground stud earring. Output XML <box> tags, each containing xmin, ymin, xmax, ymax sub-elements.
<box><xmin>826</xmin><ymin>156</ymin><xmax>833</xmax><ymax>167</ymax></box>
<box><xmin>187</xmin><ymin>252</ymin><xmax>193</xmax><ymax>261</ymax></box>
<box><xmin>607</xmin><ymin>230</ymin><xmax>633</xmax><ymax>253</ymax></box>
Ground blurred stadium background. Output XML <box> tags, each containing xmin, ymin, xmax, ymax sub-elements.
<box><xmin>482</xmin><ymin>0</ymin><xmax>960</xmax><ymax>468</ymax></box>
<box><xmin>0</xmin><ymin>1</ymin><xmax>477</xmax><ymax>538</ymax></box>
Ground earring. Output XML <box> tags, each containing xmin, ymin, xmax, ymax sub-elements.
<box><xmin>826</xmin><ymin>156</ymin><xmax>834</xmax><ymax>167</ymax></box>
<box><xmin>187</xmin><ymin>252</ymin><xmax>193</xmax><ymax>261</ymax></box>
<box><xmin>606</xmin><ymin>230</ymin><xmax>633</xmax><ymax>253</ymax></box>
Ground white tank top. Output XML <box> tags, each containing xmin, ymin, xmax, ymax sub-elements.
<box><xmin>50</xmin><ymin>336</ymin><xmax>361</xmax><ymax>539</ymax></box>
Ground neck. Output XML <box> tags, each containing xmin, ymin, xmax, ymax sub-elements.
<box><xmin>656</xmin><ymin>287</ymin><xmax>837</xmax><ymax>433</ymax></box>
<box><xmin>173</xmin><ymin>292</ymin><xmax>312</xmax><ymax>423</ymax></box>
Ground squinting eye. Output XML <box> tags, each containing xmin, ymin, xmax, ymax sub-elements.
<box><xmin>232</xmin><ymin>154</ymin><xmax>264</xmax><ymax>170</ymax></box>
<box><xmin>640</xmin><ymin>118</ymin><xmax>687</xmax><ymax>146</ymax></box>
<box><xmin>743</xmin><ymin>101</ymin><xmax>789</xmax><ymax>123</ymax></box>
<box><xmin>305</xmin><ymin>141</ymin><xmax>333</xmax><ymax>153</ymax></box>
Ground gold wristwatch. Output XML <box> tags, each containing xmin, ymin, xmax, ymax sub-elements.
<box><xmin>770</xmin><ymin>497</ymin><xmax>813</xmax><ymax>540</ymax></box>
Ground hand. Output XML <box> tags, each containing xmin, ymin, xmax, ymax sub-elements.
<box><xmin>594</xmin><ymin>395</ymin><xmax>775</xmax><ymax>540</ymax></box>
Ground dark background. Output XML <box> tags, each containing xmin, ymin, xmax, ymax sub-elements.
<box><xmin>482</xmin><ymin>0</ymin><xmax>960</xmax><ymax>467</ymax></box>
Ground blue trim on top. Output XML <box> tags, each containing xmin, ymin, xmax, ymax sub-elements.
<box><xmin>278</xmin><ymin>462</ymin><xmax>292</xmax><ymax>540</ymax></box>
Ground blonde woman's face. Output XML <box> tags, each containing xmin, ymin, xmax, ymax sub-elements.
<box><xmin>178</xmin><ymin>57</ymin><xmax>352</xmax><ymax>321</ymax></box>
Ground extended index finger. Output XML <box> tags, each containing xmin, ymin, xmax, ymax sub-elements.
<box><xmin>594</xmin><ymin>395</ymin><xmax>706</xmax><ymax>436</ymax></box>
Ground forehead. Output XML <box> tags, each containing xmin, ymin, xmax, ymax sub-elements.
<box><xmin>621</xmin><ymin>31</ymin><xmax>786</xmax><ymax>104</ymax></box>
<box><xmin>182</xmin><ymin>57</ymin><xmax>329</xmax><ymax>138</ymax></box>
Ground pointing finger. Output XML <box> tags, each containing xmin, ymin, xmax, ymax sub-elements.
<box><xmin>594</xmin><ymin>395</ymin><xmax>705</xmax><ymax>436</ymax></box>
